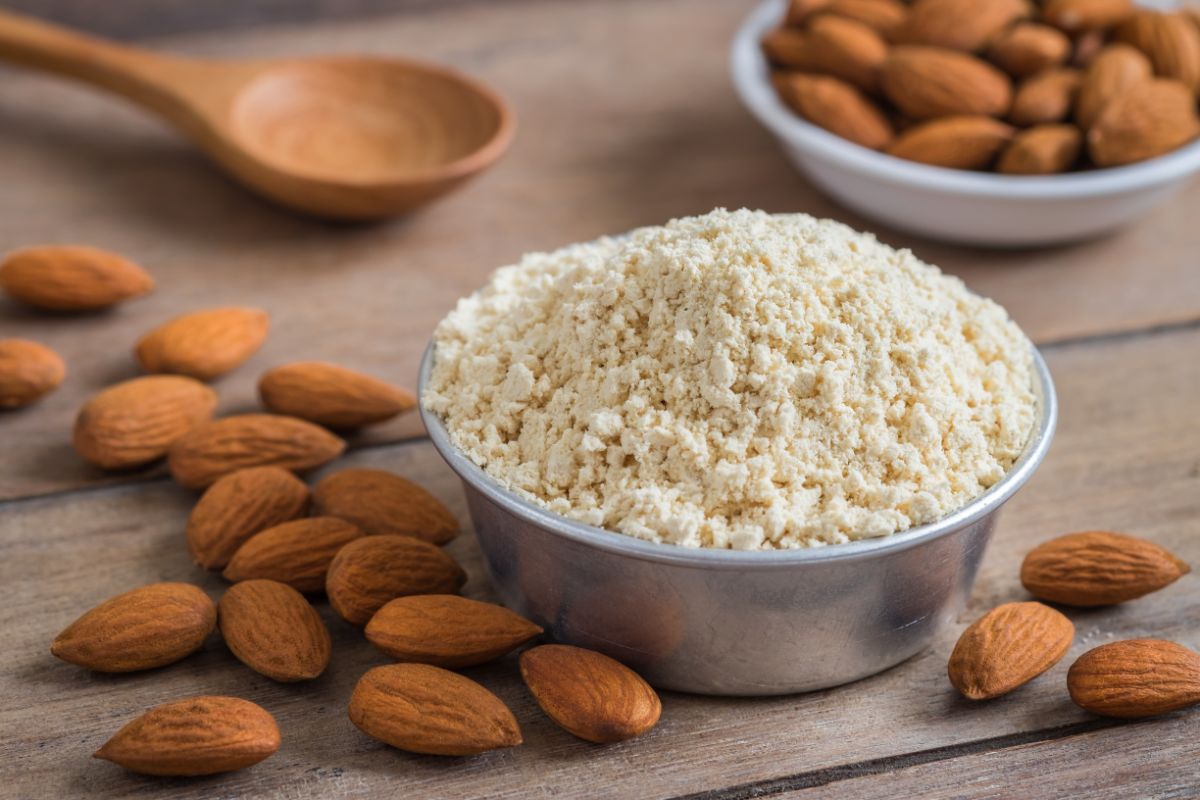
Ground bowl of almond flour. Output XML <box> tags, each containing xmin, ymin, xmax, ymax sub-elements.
<box><xmin>420</xmin><ymin>208</ymin><xmax>1056</xmax><ymax>695</ymax></box>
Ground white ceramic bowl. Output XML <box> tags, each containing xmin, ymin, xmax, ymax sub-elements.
<box><xmin>731</xmin><ymin>0</ymin><xmax>1200</xmax><ymax>247</ymax></box>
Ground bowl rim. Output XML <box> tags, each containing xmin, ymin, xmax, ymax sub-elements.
<box><xmin>418</xmin><ymin>341</ymin><xmax>1058</xmax><ymax>569</ymax></box>
<box><xmin>730</xmin><ymin>0</ymin><xmax>1200</xmax><ymax>200</ymax></box>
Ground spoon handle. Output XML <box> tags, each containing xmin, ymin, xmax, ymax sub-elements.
<box><xmin>0</xmin><ymin>10</ymin><xmax>194</xmax><ymax>117</ymax></box>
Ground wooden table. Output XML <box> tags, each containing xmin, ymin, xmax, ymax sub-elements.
<box><xmin>2</xmin><ymin>1</ymin><xmax>1198</xmax><ymax>797</ymax></box>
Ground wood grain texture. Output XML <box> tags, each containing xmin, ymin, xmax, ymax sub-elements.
<box><xmin>2</xmin><ymin>0</ymin><xmax>1200</xmax><ymax>500</ymax></box>
<box><xmin>3</xmin><ymin>327</ymin><xmax>1198</xmax><ymax>799</ymax></box>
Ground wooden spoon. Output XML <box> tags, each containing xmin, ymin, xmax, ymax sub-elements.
<box><xmin>0</xmin><ymin>10</ymin><xmax>515</xmax><ymax>220</ymax></box>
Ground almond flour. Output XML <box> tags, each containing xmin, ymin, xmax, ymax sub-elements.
<box><xmin>424</xmin><ymin>209</ymin><xmax>1036</xmax><ymax>550</ymax></box>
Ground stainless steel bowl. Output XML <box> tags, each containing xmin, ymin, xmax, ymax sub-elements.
<box><xmin>419</xmin><ymin>345</ymin><xmax>1057</xmax><ymax>696</ymax></box>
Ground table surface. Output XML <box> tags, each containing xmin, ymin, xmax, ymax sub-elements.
<box><xmin>1</xmin><ymin>1</ymin><xmax>1198</xmax><ymax>798</ymax></box>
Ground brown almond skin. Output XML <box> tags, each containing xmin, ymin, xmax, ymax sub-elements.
<box><xmin>313</xmin><ymin>468</ymin><xmax>458</xmax><ymax>544</ymax></box>
<box><xmin>223</xmin><ymin>516</ymin><xmax>364</xmax><ymax>593</ymax></box>
<box><xmin>1009</xmin><ymin>68</ymin><xmax>1082</xmax><ymax>126</ymax></box>
<box><xmin>801</xmin><ymin>15</ymin><xmax>889</xmax><ymax>94</ymax></box>
<box><xmin>882</xmin><ymin>47</ymin><xmax>1013</xmax><ymax>120</ymax></box>
<box><xmin>187</xmin><ymin>466</ymin><xmax>311</xmax><ymax>570</ymax></box>
<box><xmin>886</xmin><ymin>115</ymin><xmax>1015</xmax><ymax>169</ymax></box>
<box><xmin>326</xmin><ymin>535</ymin><xmax>467</xmax><ymax>626</ymax></box>
<box><xmin>136</xmin><ymin>307</ymin><xmax>269</xmax><ymax>381</ymax></box>
<box><xmin>349</xmin><ymin>663</ymin><xmax>521</xmax><ymax>756</ymax></box>
<box><xmin>987</xmin><ymin>23</ymin><xmax>1072</xmax><ymax>78</ymax></box>
<box><xmin>167</xmin><ymin>413</ymin><xmax>345</xmax><ymax>489</ymax></box>
<box><xmin>997</xmin><ymin>124</ymin><xmax>1083</xmax><ymax>174</ymax></box>
<box><xmin>785</xmin><ymin>0</ymin><xmax>832</xmax><ymax>27</ymax></box>
<box><xmin>1075</xmin><ymin>44</ymin><xmax>1153</xmax><ymax>130</ymax></box>
<box><xmin>0</xmin><ymin>338</ymin><xmax>65</xmax><ymax>408</ymax></box>
<box><xmin>1021</xmin><ymin>530</ymin><xmax>1190</xmax><ymax>606</ymax></box>
<box><xmin>1042</xmin><ymin>0</ymin><xmax>1134</xmax><ymax>33</ymax></box>
<box><xmin>51</xmin><ymin>583</ymin><xmax>215</xmax><ymax>672</ymax></box>
<box><xmin>521</xmin><ymin>644</ymin><xmax>662</xmax><ymax>743</ymax></box>
<box><xmin>366</xmin><ymin>595</ymin><xmax>543</xmax><ymax>668</ymax></box>
<box><xmin>821</xmin><ymin>0</ymin><xmax>907</xmax><ymax>38</ymax></box>
<box><xmin>94</xmin><ymin>696</ymin><xmax>280</xmax><ymax>775</ymax></box>
<box><xmin>948</xmin><ymin>602</ymin><xmax>1075</xmax><ymax>700</ymax></box>
<box><xmin>773</xmin><ymin>72</ymin><xmax>895</xmax><ymax>149</ymax></box>
<box><xmin>218</xmin><ymin>579</ymin><xmax>331</xmax><ymax>682</ymax></box>
<box><xmin>0</xmin><ymin>245</ymin><xmax>153</xmax><ymax>311</ymax></box>
<box><xmin>892</xmin><ymin>0</ymin><xmax>1029</xmax><ymax>53</ymax></box>
<box><xmin>73</xmin><ymin>375</ymin><xmax>218</xmax><ymax>469</ymax></box>
<box><xmin>259</xmin><ymin>361</ymin><xmax>415</xmax><ymax>429</ymax></box>
<box><xmin>1114</xmin><ymin>10</ymin><xmax>1200</xmax><ymax>92</ymax></box>
<box><xmin>1088</xmin><ymin>79</ymin><xmax>1200</xmax><ymax>167</ymax></box>
<box><xmin>1068</xmin><ymin>639</ymin><xmax>1200</xmax><ymax>718</ymax></box>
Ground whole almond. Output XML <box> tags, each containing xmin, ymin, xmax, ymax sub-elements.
<box><xmin>223</xmin><ymin>516</ymin><xmax>364</xmax><ymax>593</ymax></box>
<box><xmin>366</xmin><ymin>595</ymin><xmax>543</xmax><ymax>668</ymax></box>
<box><xmin>1068</xmin><ymin>639</ymin><xmax>1200</xmax><ymax>718</ymax></box>
<box><xmin>1009</xmin><ymin>68</ymin><xmax>1082</xmax><ymax>126</ymax></box>
<box><xmin>882</xmin><ymin>47</ymin><xmax>1013</xmax><ymax>120</ymax></box>
<box><xmin>892</xmin><ymin>0</ymin><xmax>1029</xmax><ymax>52</ymax></box>
<box><xmin>775</xmin><ymin>15</ymin><xmax>889</xmax><ymax>93</ymax></box>
<box><xmin>987</xmin><ymin>23</ymin><xmax>1072</xmax><ymax>78</ymax></box>
<box><xmin>1114</xmin><ymin>10</ymin><xmax>1200</xmax><ymax>91</ymax></box>
<box><xmin>218</xmin><ymin>579</ymin><xmax>331</xmax><ymax>682</ymax></box>
<box><xmin>1088</xmin><ymin>79</ymin><xmax>1200</xmax><ymax>167</ymax></box>
<box><xmin>785</xmin><ymin>0</ymin><xmax>832</xmax><ymax>28</ymax></box>
<box><xmin>1021</xmin><ymin>530</ymin><xmax>1190</xmax><ymax>605</ymax></box>
<box><xmin>73</xmin><ymin>375</ymin><xmax>217</xmax><ymax>469</ymax></box>
<box><xmin>773</xmin><ymin>72</ymin><xmax>895</xmax><ymax>149</ymax></box>
<box><xmin>187</xmin><ymin>466</ymin><xmax>311</xmax><ymax>570</ymax></box>
<box><xmin>821</xmin><ymin>0</ymin><xmax>907</xmax><ymax>37</ymax></box>
<box><xmin>1042</xmin><ymin>0</ymin><xmax>1133</xmax><ymax>33</ymax></box>
<box><xmin>0</xmin><ymin>338</ymin><xmax>65</xmax><ymax>408</ymax></box>
<box><xmin>167</xmin><ymin>413</ymin><xmax>345</xmax><ymax>489</ymax></box>
<box><xmin>997</xmin><ymin>124</ymin><xmax>1083</xmax><ymax>174</ymax></box>
<box><xmin>136</xmin><ymin>307</ymin><xmax>269</xmax><ymax>381</ymax></box>
<box><xmin>0</xmin><ymin>245</ymin><xmax>153</xmax><ymax>311</ymax></box>
<box><xmin>887</xmin><ymin>115</ymin><xmax>1015</xmax><ymax>168</ymax></box>
<box><xmin>51</xmin><ymin>583</ymin><xmax>215</xmax><ymax>672</ymax></box>
<box><xmin>313</xmin><ymin>468</ymin><xmax>458</xmax><ymax>545</ymax></box>
<box><xmin>520</xmin><ymin>644</ymin><xmax>662</xmax><ymax>743</ymax></box>
<box><xmin>1071</xmin><ymin>29</ymin><xmax>1107</xmax><ymax>67</ymax></box>
<box><xmin>94</xmin><ymin>696</ymin><xmax>280</xmax><ymax>776</ymax></box>
<box><xmin>947</xmin><ymin>602</ymin><xmax>1075</xmax><ymax>700</ymax></box>
<box><xmin>258</xmin><ymin>361</ymin><xmax>415</xmax><ymax>429</ymax></box>
<box><xmin>349</xmin><ymin>663</ymin><xmax>521</xmax><ymax>755</ymax></box>
<box><xmin>763</xmin><ymin>26</ymin><xmax>811</xmax><ymax>66</ymax></box>
<box><xmin>1075</xmin><ymin>44</ymin><xmax>1153</xmax><ymax>129</ymax></box>
<box><xmin>326</xmin><ymin>535</ymin><xmax>467</xmax><ymax>625</ymax></box>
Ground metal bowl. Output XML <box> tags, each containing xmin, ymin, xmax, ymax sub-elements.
<box><xmin>419</xmin><ymin>345</ymin><xmax>1057</xmax><ymax>695</ymax></box>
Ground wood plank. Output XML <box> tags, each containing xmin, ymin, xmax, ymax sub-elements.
<box><xmin>3</xmin><ymin>327</ymin><xmax>1198</xmax><ymax>799</ymax></box>
<box><xmin>3</xmin><ymin>0</ymin><xmax>1200</xmax><ymax>501</ymax></box>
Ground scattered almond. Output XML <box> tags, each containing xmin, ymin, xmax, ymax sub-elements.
<box><xmin>73</xmin><ymin>375</ymin><xmax>217</xmax><ymax>469</ymax></box>
<box><xmin>997</xmin><ymin>124</ymin><xmax>1083</xmax><ymax>174</ymax></box>
<box><xmin>1068</xmin><ymin>639</ymin><xmax>1200</xmax><ymax>718</ymax></box>
<box><xmin>947</xmin><ymin>602</ymin><xmax>1074</xmax><ymax>700</ymax></box>
<box><xmin>0</xmin><ymin>245</ymin><xmax>153</xmax><ymax>311</ymax></box>
<box><xmin>1041</xmin><ymin>0</ymin><xmax>1134</xmax><ymax>33</ymax></box>
<box><xmin>326</xmin><ymin>535</ymin><xmax>467</xmax><ymax>625</ymax></box>
<box><xmin>1009</xmin><ymin>68</ymin><xmax>1082</xmax><ymax>126</ymax></box>
<box><xmin>223</xmin><ymin>516</ymin><xmax>364</xmax><ymax>593</ymax></box>
<box><xmin>1088</xmin><ymin>78</ymin><xmax>1200</xmax><ymax>167</ymax></box>
<box><xmin>886</xmin><ymin>115</ymin><xmax>1015</xmax><ymax>168</ymax></box>
<box><xmin>1114</xmin><ymin>10</ymin><xmax>1200</xmax><ymax>92</ymax></box>
<box><xmin>1074</xmin><ymin>44</ymin><xmax>1153</xmax><ymax>129</ymax></box>
<box><xmin>135</xmin><ymin>306</ymin><xmax>269</xmax><ymax>380</ymax></box>
<box><xmin>988</xmin><ymin>23</ymin><xmax>1072</xmax><ymax>78</ymax></box>
<box><xmin>1021</xmin><ymin>530</ymin><xmax>1190</xmax><ymax>606</ymax></box>
<box><xmin>520</xmin><ymin>644</ymin><xmax>662</xmax><ymax>743</ymax></box>
<box><xmin>820</xmin><ymin>0</ymin><xmax>907</xmax><ymax>38</ymax></box>
<box><xmin>187</xmin><ymin>466</ymin><xmax>311</xmax><ymax>570</ymax></box>
<box><xmin>312</xmin><ymin>467</ymin><xmax>458</xmax><ymax>545</ymax></box>
<box><xmin>882</xmin><ymin>47</ymin><xmax>1013</xmax><ymax>120</ymax></box>
<box><xmin>366</xmin><ymin>595</ymin><xmax>543</xmax><ymax>668</ymax></box>
<box><xmin>892</xmin><ymin>0</ymin><xmax>1029</xmax><ymax>53</ymax></box>
<box><xmin>51</xmin><ymin>583</ymin><xmax>215</xmax><ymax>672</ymax></box>
<box><xmin>167</xmin><ymin>413</ymin><xmax>345</xmax><ymax>489</ymax></box>
<box><xmin>773</xmin><ymin>72</ymin><xmax>895</xmax><ymax>149</ymax></box>
<box><xmin>258</xmin><ymin>361</ymin><xmax>415</xmax><ymax>429</ymax></box>
<box><xmin>349</xmin><ymin>663</ymin><xmax>521</xmax><ymax>756</ymax></box>
<box><xmin>94</xmin><ymin>696</ymin><xmax>280</xmax><ymax>776</ymax></box>
<box><xmin>0</xmin><ymin>338</ymin><xmax>65</xmax><ymax>408</ymax></box>
<box><xmin>218</xmin><ymin>579</ymin><xmax>331</xmax><ymax>682</ymax></box>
